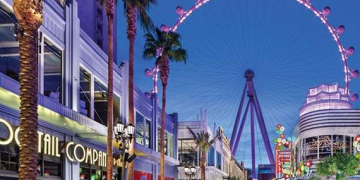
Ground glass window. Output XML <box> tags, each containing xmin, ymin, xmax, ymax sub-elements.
<box><xmin>305</xmin><ymin>137</ymin><xmax>318</xmax><ymax>160</ymax></box>
<box><xmin>157</xmin><ymin>127</ymin><xmax>161</xmax><ymax>152</ymax></box>
<box><xmin>207</xmin><ymin>147</ymin><xmax>215</xmax><ymax>166</ymax></box>
<box><xmin>333</xmin><ymin>135</ymin><xmax>344</xmax><ymax>153</ymax></box>
<box><xmin>165</xmin><ymin>132</ymin><xmax>168</xmax><ymax>155</ymax></box>
<box><xmin>345</xmin><ymin>136</ymin><xmax>352</xmax><ymax>154</ymax></box>
<box><xmin>0</xmin><ymin>5</ymin><xmax>20</xmax><ymax>82</ymax></box>
<box><xmin>157</xmin><ymin>127</ymin><xmax>167</xmax><ymax>153</ymax></box>
<box><xmin>319</xmin><ymin>135</ymin><xmax>331</xmax><ymax>159</ymax></box>
<box><xmin>94</xmin><ymin>78</ymin><xmax>108</xmax><ymax>126</ymax></box>
<box><xmin>79</xmin><ymin>68</ymin><xmax>91</xmax><ymax>117</ymax></box>
<box><xmin>80</xmin><ymin>163</ymin><xmax>116</xmax><ymax>180</ymax></box>
<box><xmin>43</xmin><ymin>38</ymin><xmax>63</xmax><ymax>104</ymax></box>
<box><xmin>216</xmin><ymin>151</ymin><xmax>221</xmax><ymax>170</ymax></box>
<box><xmin>168</xmin><ymin>134</ymin><xmax>174</xmax><ymax>158</ymax></box>
<box><xmin>136</xmin><ymin>112</ymin><xmax>145</xmax><ymax>145</ymax></box>
<box><xmin>43</xmin><ymin>160</ymin><xmax>61</xmax><ymax>176</ymax></box>
<box><xmin>0</xmin><ymin>151</ymin><xmax>17</xmax><ymax>171</ymax></box>
<box><xmin>37</xmin><ymin>154</ymin><xmax>62</xmax><ymax>177</ymax></box>
<box><xmin>113</xmin><ymin>95</ymin><xmax>120</xmax><ymax>121</ymax></box>
<box><xmin>178</xmin><ymin>139</ymin><xmax>198</xmax><ymax>166</ymax></box>
<box><xmin>145</xmin><ymin>120</ymin><xmax>151</xmax><ymax>148</ymax></box>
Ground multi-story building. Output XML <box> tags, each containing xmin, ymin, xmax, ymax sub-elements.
<box><xmin>177</xmin><ymin>109</ymin><xmax>240</xmax><ymax>180</ymax></box>
<box><xmin>292</xmin><ymin>84</ymin><xmax>360</xmax><ymax>173</ymax></box>
<box><xmin>0</xmin><ymin>0</ymin><xmax>178</xmax><ymax>179</ymax></box>
<box><xmin>229</xmin><ymin>157</ymin><xmax>246</xmax><ymax>180</ymax></box>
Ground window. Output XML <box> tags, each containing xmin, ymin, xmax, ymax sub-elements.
<box><xmin>318</xmin><ymin>135</ymin><xmax>331</xmax><ymax>159</ymax></box>
<box><xmin>207</xmin><ymin>147</ymin><xmax>215</xmax><ymax>166</ymax></box>
<box><xmin>79</xmin><ymin>68</ymin><xmax>91</xmax><ymax>117</ymax></box>
<box><xmin>135</xmin><ymin>112</ymin><xmax>151</xmax><ymax>148</ymax></box>
<box><xmin>94</xmin><ymin>78</ymin><xmax>108</xmax><ymax>125</ymax></box>
<box><xmin>80</xmin><ymin>163</ymin><xmax>118</xmax><ymax>180</ymax></box>
<box><xmin>305</xmin><ymin>137</ymin><xmax>318</xmax><ymax>160</ymax></box>
<box><xmin>157</xmin><ymin>127</ymin><xmax>168</xmax><ymax>153</ymax></box>
<box><xmin>113</xmin><ymin>95</ymin><xmax>120</xmax><ymax>121</ymax></box>
<box><xmin>145</xmin><ymin>120</ymin><xmax>151</xmax><ymax>148</ymax></box>
<box><xmin>168</xmin><ymin>134</ymin><xmax>174</xmax><ymax>158</ymax></box>
<box><xmin>333</xmin><ymin>135</ymin><xmax>344</xmax><ymax>153</ymax></box>
<box><xmin>165</xmin><ymin>131</ymin><xmax>168</xmax><ymax>155</ymax></box>
<box><xmin>216</xmin><ymin>151</ymin><xmax>221</xmax><ymax>170</ymax></box>
<box><xmin>178</xmin><ymin>139</ymin><xmax>198</xmax><ymax>166</ymax></box>
<box><xmin>0</xmin><ymin>151</ymin><xmax>17</xmax><ymax>172</ymax></box>
<box><xmin>345</xmin><ymin>136</ymin><xmax>352</xmax><ymax>154</ymax></box>
<box><xmin>136</xmin><ymin>112</ymin><xmax>145</xmax><ymax>146</ymax></box>
<box><xmin>37</xmin><ymin>154</ymin><xmax>62</xmax><ymax>177</ymax></box>
<box><xmin>0</xmin><ymin>4</ymin><xmax>20</xmax><ymax>82</ymax></box>
<box><xmin>42</xmin><ymin>38</ymin><xmax>63</xmax><ymax>104</ymax></box>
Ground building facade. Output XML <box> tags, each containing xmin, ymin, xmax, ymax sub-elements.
<box><xmin>0</xmin><ymin>0</ymin><xmax>178</xmax><ymax>179</ymax></box>
<box><xmin>292</xmin><ymin>84</ymin><xmax>360</xmax><ymax>173</ymax></box>
<box><xmin>177</xmin><ymin>110</ymin><xmax>236</xmax><ymax>180</ymax></box>
<box><xmin>229</xmin><ymin>157</ymin><xmax>246</xmax><ymax>180</ymax></box>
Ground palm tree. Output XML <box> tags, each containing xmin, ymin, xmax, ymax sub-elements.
<box><xmin>187</xmin><ymin>127</ymin><xmax>220</xmax><ymax>180</ymax></box>
<box><xmin>103</xmin><ymin>0</ymin><xmax>116</xmax><ymax>179</ymax></box>
<box><xmin>143</xmin><ymin>28</ymin><xmax>187</xmax><ymax>180</ymax></box>
<box><xmin>13</xmin><ymin>0</ymin><xmax>43</xmax><ymax>179</ymax></box>
<box><xmin>124</xmin><ymin>0</ymin><xmax>155</xmax><ymax>178</ymax></box>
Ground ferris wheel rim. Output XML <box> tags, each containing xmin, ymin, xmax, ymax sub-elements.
<box><xmin>161</xmin><ymin>0</ymin><xmax>357</xmax><ymax>98</ymax></box>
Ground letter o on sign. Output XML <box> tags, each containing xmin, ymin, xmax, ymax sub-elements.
<box><xmin>73</xmin><ymin>144</ymin><xmax>86</xmax><ymax>162</ymax></box>
<box><xmin>0</xmin><ymin>118</ymin><xmax>14</xmax><ymax>145</ymax></box>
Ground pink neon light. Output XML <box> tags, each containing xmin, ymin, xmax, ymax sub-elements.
<box><xmin>154</xmin><ymin>0</ymin><xmax>354</xmax><ymax>96</ymax></box>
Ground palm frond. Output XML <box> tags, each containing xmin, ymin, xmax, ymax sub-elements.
<box><xmin>138</xmin><ymin>7</ymin><xmax>154</xmax><ymax>32</ymax></box>
<box><xmin>169</xmin><ymin>48</ymin><xmax>187</xmax><ymax>63</ymax></box>
<box><xmin>143</xmin><ymin>48</ymin><xmax>156</xmax><ymax>60</ymax></box>
<box><xmin>187</xmin><ymin>127</ymin><xmax>198</xmax><ymax>140</ymax></box>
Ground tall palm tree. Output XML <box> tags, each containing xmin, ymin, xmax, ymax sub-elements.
<box><xmin>124</xmin><ymin>0</ymin><xmax>155</xmax><ymax>178</ymax></box>
<box><xmin>13</xmin><ymin>0</ymin><xmax>43</xmax><ymax>179</ymax></box>
<box><xmin>104</xmin><ymin>0</ymin><xmax>116</xmax><ymax>179</ymax></box>
<box><xmin>187</xmin><ymin>127</ymin><xmax>220</xmax><ymax>180</ymax></box>
<box><xmin>143</xmin><ymin>28</ymin><xmax>187</xmax><ymax>180</ymax></box>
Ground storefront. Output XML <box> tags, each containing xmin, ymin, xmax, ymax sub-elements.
<box><xmin>0</xmin><ymin>118</ymin><xmax>122</xmax><ymax>180</ymax></box>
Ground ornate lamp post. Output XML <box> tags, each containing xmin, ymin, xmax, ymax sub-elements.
<box><xmin>114</xmin><ymin>121</ymin><xmax>136</xmax><ymax>179</ymax></box>
<box><xmin>184</xmin><ymin>166</ymin><xmax>197</xmax><ymax>180</ymax></box>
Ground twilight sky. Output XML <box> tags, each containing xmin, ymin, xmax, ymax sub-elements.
<box><xmin>116</xmin><ymin>0</ymin><xmax>360</xmax><ymax>167</ymax></box>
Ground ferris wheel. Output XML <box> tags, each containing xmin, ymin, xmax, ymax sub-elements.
<box><xmin>143</xmin><ymin>0</ymin><xmax>359</xmax><ymax>169</ymax></box>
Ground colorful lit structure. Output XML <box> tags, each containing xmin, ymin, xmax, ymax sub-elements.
<box><xmin>274</xmin><ymin>125</ymin><xmax>292</xmax><ymax>179</ymax></box>
<box><xmin>292</xmin><ymin>84</ymin><xmax>360</xmax><ymax>176</ymax></box>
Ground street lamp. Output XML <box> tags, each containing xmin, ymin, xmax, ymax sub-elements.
<box><xmin>113</xmin><ymin>120</ymin><xmax>136</xmax><ymax>180</ymax></box>
<box><xmin>184</xmin><ymin>166</ymin><xmax>197</xmax><ymax>180</ymax></box>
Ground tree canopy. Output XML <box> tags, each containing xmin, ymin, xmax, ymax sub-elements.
<box><xmin>317</xmin><ymin>153</ymin><xmax>359</xmax><ymax>180</ymax></box>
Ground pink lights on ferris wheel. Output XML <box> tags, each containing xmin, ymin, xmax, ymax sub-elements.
<box><xmin>346</xmin><ymin>46</ymin><xmax>355</xmax><ymax>56</ymax></box>
<box><xmin>351</xmin><ymin>93</ymin><xmax>359</xmax><ymax>102</ymax></box>
<box><xmin>145</xmin><ymin>68</ymin><xmax>153</xmax><ymax>77</ymax></box>
<box><xmin>160</xmin><ymin>24</ymin><xmax>169</xmax><ymax>32</ymax></box>
<box><xmin>159</xmin><ymin>0</ymin><xmax>358</xmax><ymax>101</ymax></box>
<box><xmin>176</xmin><ymin>6</ymin><xmax>185</xmax><ymax>16</ymax></box>
<box><xmin>322</xmin><ymin>6</ymin><xmax>331</xmax><ymax>17</ymax></box>
<box><xmin>336</xmin><ymin>25</ymin><xmax>345</xmax><ymax>35</ymax></box>
<box><xmin>351</xmin><ymin>70</ymin><xmax>359</xmax><ymax>79</ymax></box>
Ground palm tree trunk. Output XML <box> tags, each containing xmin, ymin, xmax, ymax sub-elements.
<box><xmin>105</xmin><ymin>1</ymin><xmax>115</xmax><ymax>179</ymax></box>
<box><xmin>201</xmin><ymin>150</ymin><xmax>206</xmax><ymax>180</ymax></box>
<box><xmin>126</xmin><ymin>5</ymin><xmax>137</xmax><ymax>180</ymax></box>
<box><xmin>160</xmin><ymin>58</ymin><xmax>169</xmax><ymax>180</ymax></box>
<box><xmin>13</xmin><ymin>1</ymin><xmax>42</xmax><ymax>179</ymax></box>
<box><xmin>160</xmin><ymin>84</ymin><xmax>167</xmax><ymax>180</ymax></box>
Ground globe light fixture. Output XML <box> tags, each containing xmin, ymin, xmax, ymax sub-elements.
<box><xmin>184</xmin><ymin>166</ymin><xmax>197</xmax><ymax>180</ymax></box>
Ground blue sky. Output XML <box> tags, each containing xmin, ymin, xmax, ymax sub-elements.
<box><xmin>116</xmin><ymin>0</ymin><xmax>360</xmax><ymax>167</ymax></box>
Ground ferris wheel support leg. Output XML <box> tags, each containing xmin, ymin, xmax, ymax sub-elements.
<box><xmin>253</xmin><ymin>89</ymin><xmax>275</xmax><ymax>164</ymax></box>
<box><xmin>230</xmin><ymin>84</ymin><xmax>247</xmax><ymax>150</ymax></box>
<box><xmin>250</xmin><ymin>100</ymin><xmax>257</xmax><ymax>180</ymax></box>
<box><xmin>231</xmin><ymin>100</ymin><xmax>251</xmax><ymax>155</ymax></box>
